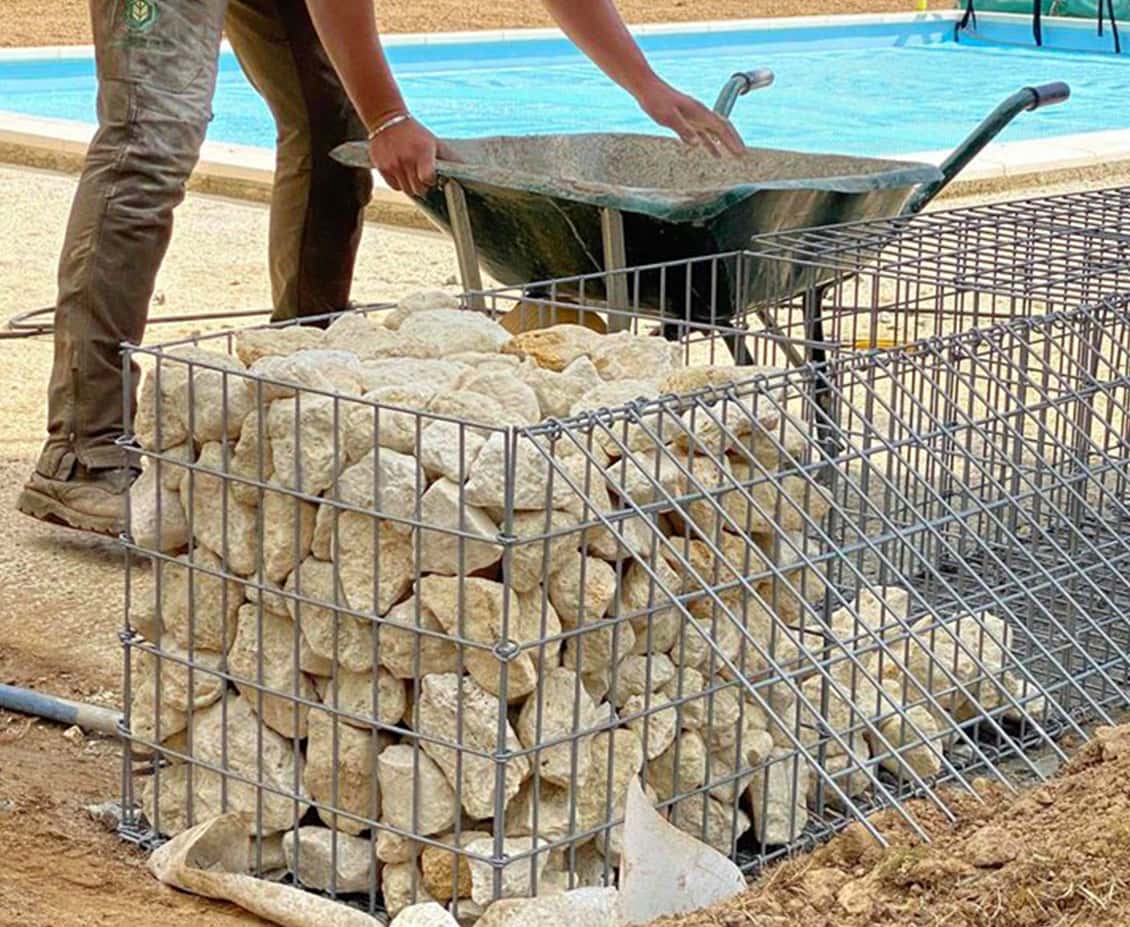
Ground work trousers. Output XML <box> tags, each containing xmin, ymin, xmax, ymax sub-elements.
<box><xmin>40</xmin><ymin>0</ymin><xmax>373</xmax><ymax>477</ymax></box>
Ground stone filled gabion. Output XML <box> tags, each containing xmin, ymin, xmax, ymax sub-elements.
<box><xmin>127</xmin><ymin>293</ymin><xmax>1041</xmax><ymax>919</ymax></box>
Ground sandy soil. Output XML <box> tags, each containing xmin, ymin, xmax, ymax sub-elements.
<box><xmin>0</xmin><ymin>1</ymin><xmax>924</xmax><ymax>48</ymax></box>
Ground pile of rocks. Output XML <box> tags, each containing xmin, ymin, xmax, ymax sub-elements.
<box><xmin>127</xmin><ymin>293</ymin><xmax>1043</xmax><ymax>920</ymax></box>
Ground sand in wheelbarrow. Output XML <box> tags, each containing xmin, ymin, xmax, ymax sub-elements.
<box><xmin>652</xmin><ymin>724</ymin><xmax>1130</xmax><ymax>927</ymax></box>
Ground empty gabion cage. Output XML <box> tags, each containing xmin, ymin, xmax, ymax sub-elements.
<box><xmin>120</xmin><ymin>282</ymin><xmax>1130</xmax><ymax>920</ymax></box>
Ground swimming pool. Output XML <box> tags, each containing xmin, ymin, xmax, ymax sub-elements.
<box><xmin>0</xmin><ymin>14</ymin><xmax>1126</xmax><ymax>158</ymax></box>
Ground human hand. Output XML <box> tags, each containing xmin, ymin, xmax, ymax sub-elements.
<box><xmin>369</xmin><ymin>116</ymin><xmax>456</xmax><ymax>197</ymax></box>
<box><xmin>635</xmin><ymin>82</ymin><xmax>744</xmax><ymax>158</ymax></box>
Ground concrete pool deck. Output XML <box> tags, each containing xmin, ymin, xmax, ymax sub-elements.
<box><xmin>2</xmin><ymin>10</ymin><xmax>1129</xmax><ymax>227</ymax></box>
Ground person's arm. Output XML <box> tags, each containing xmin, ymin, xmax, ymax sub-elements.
<box><xmin>541</xmin><ymin>0</ymin><xmax>743</xmax><ymax>157</ymax></box>
<box><xmin>305</xmin><ymin>0</ymin><xmax>444</xmax><ymax>196</ymax></box>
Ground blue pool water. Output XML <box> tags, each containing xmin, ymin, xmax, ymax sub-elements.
<box><xmin>0</xmin><ymin>18</ymin><xmax>1126</xmax><ymax>157</ymax></box>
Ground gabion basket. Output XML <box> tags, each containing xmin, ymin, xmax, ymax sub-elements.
<box><xmin>119</xmin><ymin>253</ymin><xmax>1130</xmax><ymax>919</ymax></box>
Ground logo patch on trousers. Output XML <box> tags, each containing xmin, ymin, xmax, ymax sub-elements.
<box><xmin>124</xmin><ymin>0</ymin><xmax>158</xmax><ymax>32</ymax></box>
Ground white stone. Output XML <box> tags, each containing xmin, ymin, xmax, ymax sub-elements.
<box><xmin>386</xmin><ymin>290</ymin><xmax>461</xmax><ymax>330</ymax></box>
<box><xmin>191</xmin><ymin>694</ymin><xmax>306</xmax><ymax>835</ymax></box>
<box><xmin>465</xmin><ymin>433</ymin><xmax>574</xmax><ymax>511</ymax></box>
<box><xmin>130</xmin><ymin>462</ymin><xmax>189</xmax><ymax>553</ymax></box>
<box><xmin>343</xmin><ymin>385</ymin><xmax>437</xmax><ymax>461</ymax></box>
<box><xmin>360</xmin><ymin>358</ymin><xmax>468</xmax><ymax>394</ymax></box>
<box><xmin>590</xmin><ymin>331</ymin><xmax>680</xmax><ymax>383</ymax></box>
<box><xmin>427</xmin><ymin>390</ymin><xmax>508</xmax><ymax>434</ymax></box>
<box><xmin>176</xmin><ymin>348</ymin><xmax>255</xmax><ymax>444</ymax></box>
<box><xmin>235</xmin><ymin>325</ymin><xmax>326</xmax><ymax>365</ymax></box>
<box><xmin>377</xmin><ymin>744</ymin><xmax>457</xmax><ymax>837</ymax></box>
<box><xmin>466</xmin><ymin>836</ymin><xmax>549</xmax><ymax>906</ymax></box>
<box><xmin>260</xmin><ymin>486</ymin><xmax>317</xmax><ymax>584</ymax></box>
<box><xmin>230</xmin><ymin>408</ymin><xmax>273</xmax><ymax>506</ymax></box>
<box><xmin>622</xmin><ymin>692</ymin><xmax>678</xmax><ymax>761</ymax></box>
<box><xmin>516</xmin><ymin>666</ymin><xmax>602</xmax><ymax>787</ymax></box>
<box><xmin>157</xmin><ymin>547</ymin><xmax>242</xmax><ymax>653</ymax></box>
<box><xmin>507</xmin><ymin>510</ymin><xmax>579</xmax><ymax>594</ymax></box>
<box><xmin>324</xmin><ymin>312</ymin><xmax>426</xmax><ymax>361</ymax></box>
<box><xmin>501</xmin><ymin>325</ymin><xmax>604</xmax><ymax>372</ymax></box>
<box><xmin>180</xmin><ymin>443</ymin><xmax>260</xmax><ymax>576</ymax></box>
<box><xmin>400</xmin><ymin>309</ymin><xmax>509</xmax><ymax>356</ymax></box>
<box><xmin>250</xmin><ymin>349</ymin><xmax>366</xmax><ymax>401</ymax></box>
<box><xmin>418</xmin><ymin>479</ymin><xmax>502</xmax><ymax>575</ymax></box>
<box><xmin>618</xmin><ymin>779</ymin><xmax>743</xmax><ymax>925</ymax></box>
<box><xmin>390</xmin><ymin>902</ymin><xmax>460</xmax><ymax>927</ymax></box>
<box><xmin>334</xmin><ymin>522</ymin><xmax>417</xmax><ymax>622</ymax></box>
<box><xmin>621</xmin><ymin>557</ymin><xmax>683</xmax><ymax>657</ymax></box>
<box><xmin>518</xmin><ymin>356</ymin><xmax>604</xmax><ymax>420</ymax></box>
<box><xmin>667</xmin><ymin>791</ymin><xmax>751</xmax><ymax>857</ymax></box>
<box><xmin>383</xmin><ymin>863</ymin><xmax>435</xmax><ymax>919</ymax></box>
<box><xmin>609</xmin><ymin>654</ymin><xmax>676</xmax><ymax>708</ymax></box>
<box><xmin>284</xmin><ymin>557</ymin><xmax>373</xmax><ymax>674</ymax></box>
<box><xmin>304</xmin><ymin>708</ymin><xmax>388</xmax><ymax>835</ymax></box>
<box><xmin>747</xmin><ymin>746</ymin><xmax>809</xmax><ymax>846</ymax></box>
<box><xmin>448</xmin><ymin>351</ymin><xmax>523</xmax><ymax>371</ymax></box>
<box><xmin>229</xmin><ymin>604</ymin><xmax>317</xmax><ymax>738</ymax></box>
<box><xmin>315</xmin><ymin>667</ymin><xmax>407</xmax><ymax>729</ymax></box>
<box><xmin>136</xmin><ymin>358</ymin><xmax>189</xmax><ymax>450</ymax></box>
<box><xmin>377</xmin><ymin>596</ymin><xmax>461</xmax><ymax>679</ymax></box>
<box><xmin>420</xmin><ymin>831</ymin><xmax>491</xmax><ymax>901</ymax></box>
<box><xmin>458</xmin><ymin>370</ymin><xmax>541</xmax><ymax>425</ymax></box>
<box><xmin>139</xmin><ymin>640</ymin><xmax>224</xmax><ymax>714</ymax></box>
<box><xmin>646</xmin><ymin>729</ymin><xmax>707</xmax><ymax>802</ymax></box>
<box><xmin>419</xmin><ymin>420</ymin><xmax>486</xmax><ymax>483</ymax></box>
<box><xmin>283</xmin><ymin>827</ymin><xmax>375</xmax><ymax>894</ymax></box>
<box><xmin>267</xmin><ymin>395</ymin><xmax>348</xmax><ymax>496</ymax></box>
<box><xmin>416</xmin><ymin>674</ymin><xmax>530</xmax><ymax>820</ymax></box>
<box><xmin>548</xmin><ymin>554</ymin><xmax>616</xmax><ymax>628</ymax></box>
<box><xmin>478</xmin><ymin>888</ymin><xmax>618</xmax><ymax>927</ymax></box>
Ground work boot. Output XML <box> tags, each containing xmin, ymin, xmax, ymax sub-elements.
<box><xmin>17</xmin><ymin>463</ymin><xmax>138</xmax><ymax>537</ymax></box>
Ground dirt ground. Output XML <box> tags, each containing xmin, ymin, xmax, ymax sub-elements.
<box><xmin>0</xmin><ymin>1</ymin><xmax>929</xmax><ymax>47</ymax></box>
<box><xmin>658</xmin><ymin>725</ymin><xmax>1130</xmax><ymax>927</ymax></box>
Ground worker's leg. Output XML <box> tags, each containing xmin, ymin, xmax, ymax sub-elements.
<box><xmin>225</xmin><ymin>0</ymin><xmax>372</xmax><ymax>322</ymax></box>
<box><xmin>19</xmin><ymin>0</ymin><xmax>226</xmax><ymax>534</ymax></box>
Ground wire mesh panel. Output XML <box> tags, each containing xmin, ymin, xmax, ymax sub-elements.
<box><xmin>119</xmin><ymin>288</ymin><xmax>1130</xmax><ymax>921</ymax></box>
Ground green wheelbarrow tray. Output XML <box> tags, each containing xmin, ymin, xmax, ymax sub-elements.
<box><xmin>333</xmin><ymin>77</ymin><xmax>1069</xmax><ymax>325</ymax></box>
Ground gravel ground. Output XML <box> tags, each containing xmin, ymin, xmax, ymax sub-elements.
<box><xmin>0</xmin><ymin>1</ymin><xmax>929</xmax><ymax>47</ymax></box>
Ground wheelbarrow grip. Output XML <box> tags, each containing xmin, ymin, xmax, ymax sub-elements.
<box><xmin>713</xmin><ymin>69</ymin><xmax>775</xmax><ymax>119</ymax></box>
<box><xmin>1025</xmin><ymin>81</ymin><xmax>1071</xmax><ymax>110</ymax></box>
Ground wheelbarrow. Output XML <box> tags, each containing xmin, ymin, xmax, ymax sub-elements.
<box><xmin>333</xmin><ymin>73</ymin><xmax>1069</xmax><ymax>348</ymax></box>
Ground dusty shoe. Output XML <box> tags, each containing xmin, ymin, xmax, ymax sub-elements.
<box><xmin>17</xmin><ymin>465</ymin><xmax>137</xmax><ymax>537</ymax></box>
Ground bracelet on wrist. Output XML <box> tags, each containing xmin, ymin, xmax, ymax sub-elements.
<box><xmin>367</xmin><ymin>112</ymin><xmax>411</xmax><ymax>141</ymax></box>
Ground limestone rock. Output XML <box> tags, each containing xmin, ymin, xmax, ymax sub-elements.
<box><xmin>459</xmin><ymin>370</ymin><xmax>541</xmax><ymax>425</ymax></box>
<box><xmin>516</xmin><ymin>667</ymin><xmax>602</xmax><ymax>787</ymax></box>
<box><xmin>315</xmin><ymin>667</ymin><xmax>407</xmax><ymax>729</ymax></box>
<box><xmin>554</xmin><ymin>454</ymin><xmax>655</xmax><ymax>562</ymax></box>
<box><xmin>748</xmin><ymin>747</ymin><xmax>809</xmax><ymax>846</ymax></box>
<box><xmin>284</xmin><ymin>557</ymin><xmax>373</xmax><ymax>673</ymax></box>
<box><xmin>230</xmin><ymin>408</ymin><xmax>273</xmax><ymax>506</ymax></box>
<box><xmin>660</xmin><ymin>668</ymin><xmax>706</xmax><ymax>730</ymax></box>
<box><xmin>229</xmin><ymin>604</ymin><xmax>318</xmax><ymax>738</ymax></box>
<box><xmin>576</xmin><ymin>729</ymin><xmax>645</xmax><ymax>835</ymax></box>
<box><xmin>549</xmin><ymin>555</ymin><xmax>616</xmax><ymax>628</ymax></box>
<box><xmin>609</xmin><ymin>654</ymin><xmax>676</xmax><ymax>708</ymax></box>
<box><xmin>140</xmin><ymin>763</ymin><xmax>224</xmax><ymax>836</ymax></box>
<box><xmin>466</xmin><ymin>836</ymin><xmax>549</xmax><ymax>906</ymax></box>
<box><xmin>416</xmin><ymin>674</ymin><xmax>530</xmax><ymax>820</ymax></box>
<box><xmin>313</xmin><ymin>447</ymin><xmax>421</xmax><ymax>555</ymax></box>
<box><xmin>622</xmin><ymin>692</ymin><xmax>678</xmax><ymax>761</ymax></box>
<box><xmin>646</xmin><ymin>730</ymin><xmax>707</xmax><ymax>802</ymax></box>
<box><xmin>622</xmin><ymin>558</ymin><xmax>683</xmax><ymax>657</ymax></box>
<box><xmin>180</xmin><ymin>443</ymin><xmax>260</xmax><ymax>576</ymax></box>
<box><xmin>501</xmin><ymin>325</ymin><xmax>604</xmax><ymax>372</ymax></box>
<box><xmin>136</xmin><ymin>358</ymin><xmax>189</xmax><ymax>450</ymax></box>
<box><xmin>419</xmin><ymin>576</ymin><xmax>549</xmax><ymax>702</ymax></box>
<box><xmin>659</xmin><ymin>365</ymin><xmax>784</xmax><ymax>396</ymax></box>
<box><xmin>343</xmin><ymin>385</ymin><xmax>436</xmax><ymax>460</ymax></box>
<box><xmin>250</xmin><ymin>349</ymin><xmax>366</xmax><ymax>401</ymax></box>
<box><xmin>669</xmin><ymin>792</ymin><xmax>750</xmax><ymax>855</ymax></box>
<box><xmin>384</xmin><ymin>862</ymin><xmax>434</xmax><ymax>919</ymax></box>
<box><xmin>128</xmin><ymin>648</ymin><xmax>188</xmax><ymax>745</ymax></box>
<box><xmin>465</xmin><ymin>433</ymin><xmax>574</xmax><ymax>511</ymax></box>
<box><xmin>419</xmin><ymin>420</ymin><xmax>486</xmax><ymax>483</ymax></box>
<box><xmin>419</xmin><ymin>479</ymin><xmax>502</xmax><ymax>575</ymax></box>
<box><xmin>563</xmin><ymin>619</ymin><xmax>637</xmax><ymax>693</ymax></box>
<box><xmin>386</xmin><ymin>290</ymin><xmax>461</xmax><ymax>330</ymax></box>
<box><xmin>176</xmin><ymin>348</ymin><xmax>255</xmax><ymax>443</ymax></box>
<box><xmin>334</xmin><ymin>522</ymin><xmax>417</xmax><ymax>622</ymax></box>
<box><xmin>157</xmin><ymin>547</ymin><xmax>242</xmax><ymax>653</ymax></box>
<box><xmin>421</xmin><ymin>831</ymin><xmax>491</xmax><ymax>901</ymax></box>
<box><xmin>157</xmin><ymin>441</ymin><xmax>197</xmax><ymax>492</ymax></box>
<box><xmin>140</xmin><ymin>641</ymin><xmax>224</xmax><ymax>714</ymax></box>
<box><xmin>130</xmin><ymin>462</ymin><xmax>189</xmax><ymax>552</ymax></box>
<box><xmin>192</xmin><ymin>694</ymin><xmax>305</xmax><ymax>834</ymax></box>
<box><xmin>427</xmin><ymin>390</ymin><xmax>508</xmax><ymax>434</ymax></box>
<box><xmin>400</xmin><ymin>309</ymin><xmax>509</xmax><ymax>356</ymax></box>
<box><xmin>707</xmin><ymin>729</ymin><xmax>775</xmax><ymax>803</ymax></box>
<box><xmin>324</xmin><ymin>312</ymin><xmax>426</xmax><ymax>361</ymax></box>
<box><xmin>376</xmin><ymin>830</ymin><xmax>419</xmax><ymax>864</ymax></box>
<box><xmin>360</xmin><ymin>358</ymin><xmax>467</xmax><ymax>394</ymax></box>
<box><xmin>568</xmin><ymin>379</ymin><xmax>661</xmax><ymax>461</ymax></box>
<box><xmin>508</xmin><ymin>510</ymin><xmax>579</xmax><ymax>594</ymax></box>
<box><xmin>260</xmin><ymin>487</ymin><xmax>317</xmax><ymax>584</ymax></box>
<box><xmin>590</xmin><ymin>331</ymin><xmax>679</xmax><ymax>383</ymax></box>
<box><xmin>503</xmin><ymin>778</ymin><xmax>575</xmax><ymax>843</ymax></box>
<box><xmin>390</xmin><ymin>902</ymin><xmax>461</xmax><ymax>927</ymax></box>
<box><xmin>618</xmin><ymin>780</ymin><xmax>744</xmax><ymax>925</ymax></box>
<box><xmin>478</xmin><ymin>888</ymin><xmax>618</xmax><ymax>927</ymax></box>
<box><xmin>869</xmin><ymin>680</ymin><xmax>943</xmax><ymax>780</ymax></box>
<box><xmin>519</xmin><ymin>356</ymin><xmax>603</xmax><ymax>419</ymax></box>
<box><xmin>283</xmin><ymin>827</ymin><xmax>375</xmax><ymax>893</ymax></box>
<box><xmin>377</xmin><ymin>596</ymin><xmax>461</xmax><ymax>679</ymax></box>
<box><xmin>449</xmin><ymin>351</ymin><xmax>523</xmax><ymax>371</ymax></box>
<box><xmin>235</xmin><ymin>325</ymin><xmax>326</xmax><ymax>366</ymax></box>
<box><xmin>377</xmin><ymin>745</ymin><xmax>457</xmax><ymax>837</ymax></box>
<box><xmin>304</xmin><ymin>708</ymin><xmax>387</xmax><ymax>835</ymax></box>
<box><xmin>722</xmin><ymin>461</ymin><xmax>830</xmax><ymax>535</ymax></box>
<box><xmin>268</xmin><ymin>395</ymin><xmax>347</xmax><ymax>496</ymax></box>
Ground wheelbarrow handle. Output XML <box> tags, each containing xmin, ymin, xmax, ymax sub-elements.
<box><xmin>903</xmin><ymin>81</ymin><xmax>1071</xmax><ymax>215</ymax></box>
<box><xmin>713</xmin><ymin>69</ymin><xmax>775</xmax><ymax>119</ymax></box>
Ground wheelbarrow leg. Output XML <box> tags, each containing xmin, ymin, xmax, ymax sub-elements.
<box><xmin>804</xmin><ymin>285</ymin><xmax>843</xmax><ymax>466</ymax></box>
<box><xmin>600</xmin><ymin>208</ymin><xmax>632</xmax><ymax>332</ymax></box>
<box><xmin>443</xmin><ymin>179</ymin><xmax>486</xmax><ymax>311</ymax></box>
